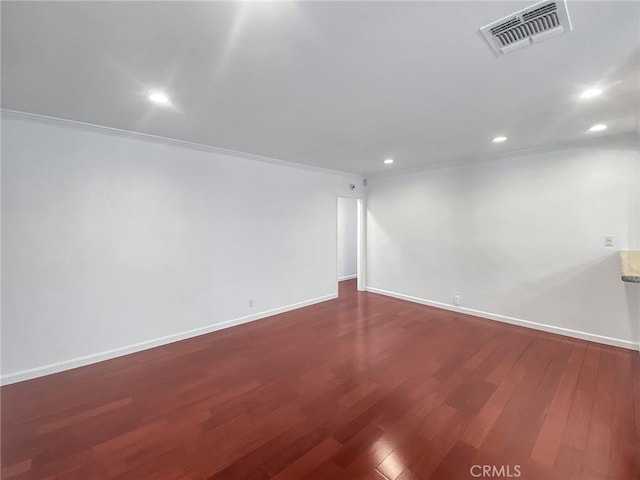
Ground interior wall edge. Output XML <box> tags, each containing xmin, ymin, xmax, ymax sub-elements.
<box><xmin>0</xmin><ymin>292</ymin><xmax>338</xmax><ymax>386</ymax></box>
<box><xmin>366</xmin><ymin>286</ymin><xmax>639</xmax><ymax>351</ymax></box>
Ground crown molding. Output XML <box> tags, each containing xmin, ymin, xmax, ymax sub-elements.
<box><xmin>1</xmin><ymin>109</ymin><xmax>360</xmax><ymax>178</ymax></box>
<box><xmin>367</xmin><ymin>130</ymin><xmax>640</xmax><ymax>180</ymax></box>
<box><xmin>4</xmin><ymin>109</ymin><xmax>635</xmax><ymax>180</ymax></box>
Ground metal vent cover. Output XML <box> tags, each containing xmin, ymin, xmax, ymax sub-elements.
<box><xmin>480</xmin><ymin>0</ymin><xmax>572</xmax><ymax>55</ymax></box>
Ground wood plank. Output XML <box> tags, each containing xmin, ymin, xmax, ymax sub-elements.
<box><xmin>271</xmin><ymin>437</ymin><xmax>342</xmax><ymax>480</ymax></box>
<box><xmin>583</xmin><ymin>347</ymin><xmax>616</xmax><ymax>476</ymax></box>
<box><xmin>530</xmin><ymin>342</ymin><xmax>586</xmax><ymax>466</ymax></box>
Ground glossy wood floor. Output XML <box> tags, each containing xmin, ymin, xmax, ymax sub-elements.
<box><xmin>2</xmin><ymin>280</ymin><xmax>639</xmax><ymax>480</ymax></box>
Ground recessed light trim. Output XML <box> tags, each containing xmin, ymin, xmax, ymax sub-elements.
<box><xmin>588</xmin><ymin>123</ymin><xmax>607</xmax><ymax>132</ymax></box>
<box><xmin>492</xmin><ymin>136</ymin><xmax>507</xmax><ymax>143</ymax></box>
<box><xmin>148</xmin><ymin>90</ymin><xmax>170</xmax><ymax>104</ymax></box>
<box><xmin>580</xmin><ymin>88</ymin><xmax>603</xmax><ymax>99</ymax></box>
<box><xmin>384</xmin><ymin>158</ymin><xmax>394</xmax><ymax>164</ymax></box>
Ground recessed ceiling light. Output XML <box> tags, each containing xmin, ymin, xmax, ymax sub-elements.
<box><xmin>384</xmin><ymin>158</ymin><xmax>394</xmax><ymax>164</ymax></box>
<box><xmin>148</xmin><ymin>90</ymin><xmax>170</xmax><ymax>104</ymax></box>
<box><xmin>580</xmin><ymin>88</ymin><xmax>603</xmax><ymax>99</ymax></box>
<box><xmin>492</xmin><ymin>136</ymin><xmax>507</xmax><ymax>143</ymax></box>
<box><xmin>588</xmin><ymin>123</ymin><xmax>607</xmax><ymax>132</ymax></box>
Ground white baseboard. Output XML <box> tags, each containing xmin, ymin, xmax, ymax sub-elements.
<box><xmin>338</xmin><ymin>274</ymin><xmax>357</xmax><ymax>281</ymax></box>
<box><xmin>366</xmin><ymin>287</ymin><xmax>639</xmax><ymax>351</ymax></box>
<box><xmin>1</xmin><ymin>293</ymin><xmax>338</xmax><ymax>385</ymax></box>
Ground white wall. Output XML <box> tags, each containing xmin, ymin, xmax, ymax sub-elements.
<box><xmin>1</xmin><ymin>115</ymin><xmax>363</xmax><ymax>383</ymax></box>
<box><xmin>366</xmin><ymin>135</ymin><xmax>640</xmax><ymax>349</ymax></box>
<box><xmin>337</xmin><ymin>197</ymin><xmax>357</xmax><ymax>280</ymax></box>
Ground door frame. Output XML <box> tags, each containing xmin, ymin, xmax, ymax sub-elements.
<box><xmin>336</xmin><ymin>196</ymin><xmax>366</xmax><ymax>292</ymax></box>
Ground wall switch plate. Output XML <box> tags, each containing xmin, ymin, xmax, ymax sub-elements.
<box><xmin>604</xmin><ymin>235</ymin><xmax>614</xmax><ymax>247</ymax></box>
<box><xmin>248</xmin><ymin>299</ymin><xmax>254</xmax><ymax>308</ymax></box>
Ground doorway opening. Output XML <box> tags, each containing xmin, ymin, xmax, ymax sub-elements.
<box><xmin>337</xmin><ymin>197</ymin><xmax>365</xmax><ymax>296</ymax></box>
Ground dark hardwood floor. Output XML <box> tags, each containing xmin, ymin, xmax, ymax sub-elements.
<box><xmin>2</xmin><ymin>279</ymin><xmax>639</xmax><ymax>479</ymax></box>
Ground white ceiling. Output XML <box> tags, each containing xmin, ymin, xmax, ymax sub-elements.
<box><xmin>2</xmin><ymin>1</ymin><xmax>639</xmax><ymax>175</ymax></box>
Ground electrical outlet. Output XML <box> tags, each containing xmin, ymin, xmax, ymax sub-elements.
<box><xmin>604</xmin><ymin>235</ymin><xmax>614</xmax><ymax>247</ymax></box>
<box><xmin>248</xmin><ymin>299</ymin><xmax>254</xmax><ymax>308</ymax></box>
<box><xmin>453</xmin><ymin>294</ymin><xmax>461</xmax><ymax>306</ymax></box>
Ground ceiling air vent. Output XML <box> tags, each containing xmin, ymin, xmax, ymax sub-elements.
<box><xmin>480</xmin><ymin>0</ymin><xmax>572</xmax><ymax>55</ymax></box>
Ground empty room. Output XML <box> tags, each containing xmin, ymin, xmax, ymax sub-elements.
<box><xmin>1</xmin><ymin>1</ymin><xmax>639</xmax><ymax>479</ymax></box>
